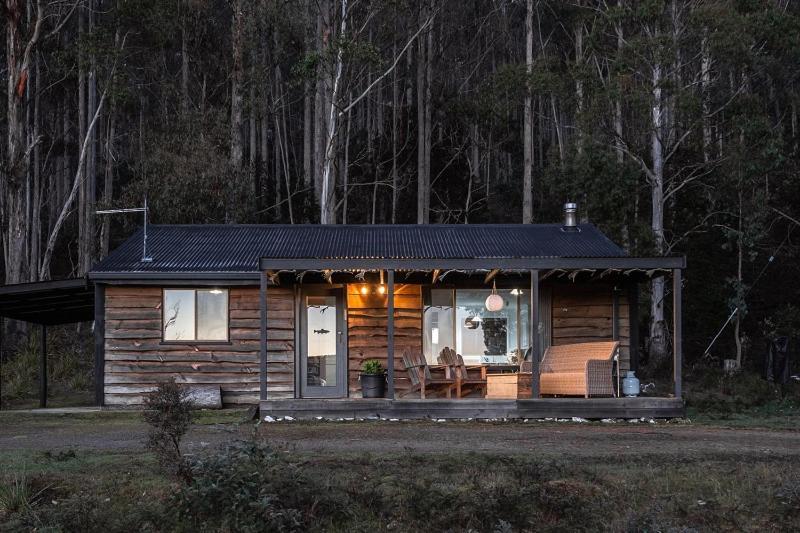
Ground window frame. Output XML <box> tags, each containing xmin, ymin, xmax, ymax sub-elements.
<box><xmin>160</xmin><ymin>287</ymin><xmax>231</xmax><ymax>344</ymax></box>
<box><xmin>422</xmin><ymin>284</ymin><xmax>547</xmax><ymax>363</ymax></box>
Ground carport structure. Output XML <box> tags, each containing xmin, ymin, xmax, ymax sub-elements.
<box><xmin>0</xmin><ymin>278</ymin><xmax>95</xmax><ymax>408</ymax></box>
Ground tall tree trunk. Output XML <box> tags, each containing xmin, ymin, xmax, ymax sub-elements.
<box><xmin>391</xmin><ymin>39</ymin><xmax>399</xmax><ymax>223</ymax></box>
<box><xmin>229</xmin><ymin>0</ymin><xmax>244</xmax><ymax>222</ymax></box>
<box><xmin>416</xmin><ymin>1</ymin><xmax>432</xmax><ymax>224</ymax></box>
<box><xmin>3</xmin><ymin>0</ymin><xmax>43</xmax><ymax>284</ymax></box>
<box><xmin>701</xmin><ymin>28</ymin><xmax>712</xmax><ymax>163</ymax></box>
<box><xmin>522</xmin><ymin>0</ymin><xmax>533</xmax><ymax>223</ymax></box>
<box><xmin>734</xmin><ymin>190</ymin><xmax>743</xmax><ymax>368</ymax></box>
<box><xmin>649</xmin><ymin>28</ymin><xmax>669</xmax><ymax>368</ymax></box>
<box><xmin>181</xmin><ymin>4</ymin><xmax>190</xmax><ymax>116</ymax></box>
<box><xmin>82</xmin><ymin>0</ymin><xmax>98</xmax><ymax>275</ymax></box>
<box><xmin>29</xmin><ymin>47</ymin><xmax>41</xmax><ymax>281</ymax></box>
<box><xmin>319</xmin><ymin>0</ymin><xmax>347</xmax><ymax>224</ymax></box>
<box><xmin>77</xmin><ymin>3</ymin><xmax>86</xmax><ymax>273</ymax></box>
<box><xmin>313</xmin><ymin>0</ymin><xmax>331</xmax><ymax>206</ymax></box>
<box><xmin>574</xmin><ymin>20</ymin><xmax>584</xmax><ymax>155</ymax></box>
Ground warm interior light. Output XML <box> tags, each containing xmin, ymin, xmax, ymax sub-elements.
<box><xmin>209</xmin><ymin>289</ymin><xmax>223</xmax><ymax>295</ymax></box>
<box><xmin>432</xmin><ymin>327</ymin><xmax>439</xmax><ymax>344</ymax></box>
<box><xmin>360</xmin><ymin>285</ymin><xmax>369</xmax><ymax>295</ymax></box>
<box><xmin>378</xmin><ymin>285</ymin><xmax>386</xmax><ymax>295</ymax></box>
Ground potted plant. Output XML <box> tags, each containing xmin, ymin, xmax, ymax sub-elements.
<box><xmin>359</xmin><ymin>359</ymin><xmax>386</xmax><ymax>398</ymax></box>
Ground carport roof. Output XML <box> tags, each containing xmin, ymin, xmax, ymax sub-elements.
<box><xmin>0</xmin><ymin>278</ymin><xmax>94</xmax><ymax>325</ymax></box>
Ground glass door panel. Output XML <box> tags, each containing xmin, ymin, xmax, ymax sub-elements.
<box><xmin>301</xmin><ymin>289</ymin><xmax>346</xmax><ymax>397</ymax></box>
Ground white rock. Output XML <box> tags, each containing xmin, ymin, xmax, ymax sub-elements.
<box><xmin>435</xmin><ymin>418</ymin><xmax>446</xmax><ymax>422</ymax></box>
<box><xmin>284</xmin><ymin>416</ymin><xmax>295</xmax><ymax>421</ymax></box>
<box><xmin>263</xmin><ymin>415</ymin><xmax>276</xmax><ymax>423</ymax></box>
<box><xmin>571</xmin><ymin>417</ymin><xmax>588</xmax><ymax>423</ymax></box>
<box><xmin>389</xmin><ymin>418</ymin><xmax>399</xmax><ymax>422</ymax></box>
<box><xmin>627</xmin><ymin>418</ymin><xmax>639</xmax><ymax>423</ymax></box>
<box><xmin>600</xmin><ymin>418</ymin><xmax>616</xmax><ymax>424</ymax></box>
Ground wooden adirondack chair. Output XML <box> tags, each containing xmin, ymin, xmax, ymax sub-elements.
<box><xmin>438</xmin><ymin>347</ymin><xmax>487</xmax><ymax>398</ymax></box>
<box><xmin>401</xmin><ymin>350</ymin><xmax>456</xmax><ymax>399</ymax></box>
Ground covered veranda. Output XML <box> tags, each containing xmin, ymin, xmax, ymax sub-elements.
<box><xmin>0</xmin><ymin>278</ymin><xmax>95</xmax><ymax>409</ymax></box>
<box><xmin>258</xmin><ymin>255</ymin><xmax>686</xmax><ymax>420</ymax></box>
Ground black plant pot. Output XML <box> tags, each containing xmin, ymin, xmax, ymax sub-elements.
<box><xmin>360</xmin><ymin>373</ymin><xmax>386</xmax><ymax>398</ymax></box>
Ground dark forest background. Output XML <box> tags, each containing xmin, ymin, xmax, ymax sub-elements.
<box><xmin>2</xmin><ymin>0</ymin><xmax>800</xmax><ymax>374</ymax></box>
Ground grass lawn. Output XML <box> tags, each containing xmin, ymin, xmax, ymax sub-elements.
<box><xmin>1</xmin><ymin>410</ymin><xmax>799</xmax><ymax>532</ymax></box>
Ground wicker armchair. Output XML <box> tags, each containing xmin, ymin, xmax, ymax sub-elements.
<box><xmin>521</xmin><ymin>341</ymin><xmax>618</xmax><ymax>398</ymax></box>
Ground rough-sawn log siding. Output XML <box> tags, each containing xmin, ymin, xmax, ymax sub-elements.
<box><xmin>346</xmin><ymin>284</ymin><xmax>422</xmax><ymax>397</ymax></box>
<box><xmin>104</xmin><ymin>286</ymin><xmax>294</xmax><ymax>405</ymax></box>
<box><xmin>550</xmin><ymin>283</ymin><xmax>630</xmax><ymax>372</ymax></box>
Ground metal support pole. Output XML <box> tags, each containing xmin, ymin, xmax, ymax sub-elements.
<box><xmin>39</xmin><ymin>324</ymin><xmax>47</xmax><ymax>408</ymax></box>
<box><xmin>260</xmin><ymin>270</ymin><xmax>268</xmax><ymax>401</ymax></box>
<box><xmin>628</xmin><ymin>283</ymin><xmax>639</xmax><ymax>373</ymax></box>
<box><xmin>673</xmin><ymin>269</ymin><xmax>683</xmax><ymax>398</ymax></box>
<box><xmin>530</xmin><ymin>270</ymin><xmax>540</xmax><ymax>398</ymax></box>
<box><xmin>386</xmin><ymin>269</ymin><xmax>395</xmax><ymax>400</ymax></box>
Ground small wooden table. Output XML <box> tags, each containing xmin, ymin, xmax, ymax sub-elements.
<box><xmin>485</xmin><ymin>373</ymin><xmax>532</xmax><ymax>399</ymax></box>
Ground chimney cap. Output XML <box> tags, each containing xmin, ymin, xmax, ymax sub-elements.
<box><xmin>562</xmin><ymin>202</ymin><xmax>579</xmax><ymax>231</ymax></box>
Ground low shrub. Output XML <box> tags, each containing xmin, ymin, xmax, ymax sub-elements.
<box><xmin>0</xmin><ymin>472</ymin><xmax>46</xmax><ymax>516</ymax></box>
<box><xmin>170</xmin><ymin>441</ymin><xmax>334</xmax><ymax>532</ymax></box>
<box><xmin>142</xmin><ymin>380</ymin><xmax>195</xmax><ymax>481</ymax></box>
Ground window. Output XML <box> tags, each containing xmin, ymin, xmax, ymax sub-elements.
<box><xmin>163</xmin><ymin>289</ymin><xmax>228</xmax><ymax>341</ymax></box>
<box><xmin>424</xmin><ymin>287</ymin><xmax>543</xmax><ymax>365</ymax></box>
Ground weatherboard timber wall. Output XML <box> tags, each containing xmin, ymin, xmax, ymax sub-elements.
<box><xmin>346</xmin><ymin>284</ymin><xmax>422</xmax><ymax>396</ymax></box>
<box><xmin>103</xmin><ymin>286</ymin><xmax>294</xmax><ymax>405</ymax></box>
<box><xmin>550</xmin><ymin>283</ymin><xmax>630</xmax><ymax>372</ymax></box>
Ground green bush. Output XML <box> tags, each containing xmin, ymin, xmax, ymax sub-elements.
<box><xmin>170</xmin><ymin>441</ymin><xmax>335</xmax><ymax>532</ymax></box>
<box><xmin>360</xmin><ymin>359</ymin><xmax>384</xmax><ymax>375</ymax></box>
<box><xmin>143</xmin><ymin>380</ymin><xmax>195</xmax><ymax>481</ymax></box>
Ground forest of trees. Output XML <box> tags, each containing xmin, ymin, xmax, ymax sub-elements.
<box><xmin>2</xmin><ymin>0</ymin><xmax>800</xmax><ymax>371</ymax></box>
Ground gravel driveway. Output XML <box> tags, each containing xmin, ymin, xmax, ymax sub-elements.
<box><xmin>1</xmin><ymin>412</ymin><xmax>799</xmax><ymax>459</ymax></box>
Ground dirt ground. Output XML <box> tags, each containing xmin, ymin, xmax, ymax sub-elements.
<box><xmin>1</xmin><ymin>411</ymin><xmax>799</xmax><ymax>459</ymax></box>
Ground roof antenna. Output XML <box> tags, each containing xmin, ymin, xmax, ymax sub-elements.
<box><xmin>96</xmin><ymin>196</ymin><xmax>153</xmax><ymax>262</ymax></box>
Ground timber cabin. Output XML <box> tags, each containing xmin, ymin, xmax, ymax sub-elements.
<box><xmin>0</xmin><ymin>205</ymin><xmax>686</xmax><ymax>419</ymax></box>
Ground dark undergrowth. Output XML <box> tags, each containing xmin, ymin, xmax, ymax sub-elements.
<box><xmin>683</xmin><ymin>363</ymin><xmax>800</xmax><ymax>428</ymax></box>
<box><xmin>2</xmin><ymin>441</ymin><xmax>799</xmax><ymax>532</ymax></box>
<box><xmin>0</xmin><ymin>326</ymin><xmax>93</xmax><ymax>409</ymax></box>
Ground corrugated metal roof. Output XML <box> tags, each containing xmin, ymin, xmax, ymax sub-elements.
<box><xmin>91</xmin><ymin>224</ymin><xmax>626</xmax><ymax>274</ymax></box>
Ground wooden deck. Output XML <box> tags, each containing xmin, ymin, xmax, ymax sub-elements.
<box><xmin>260</xmin><ymin>397</ymin><xmax>685</xmax><ymax>420</ymax></box>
